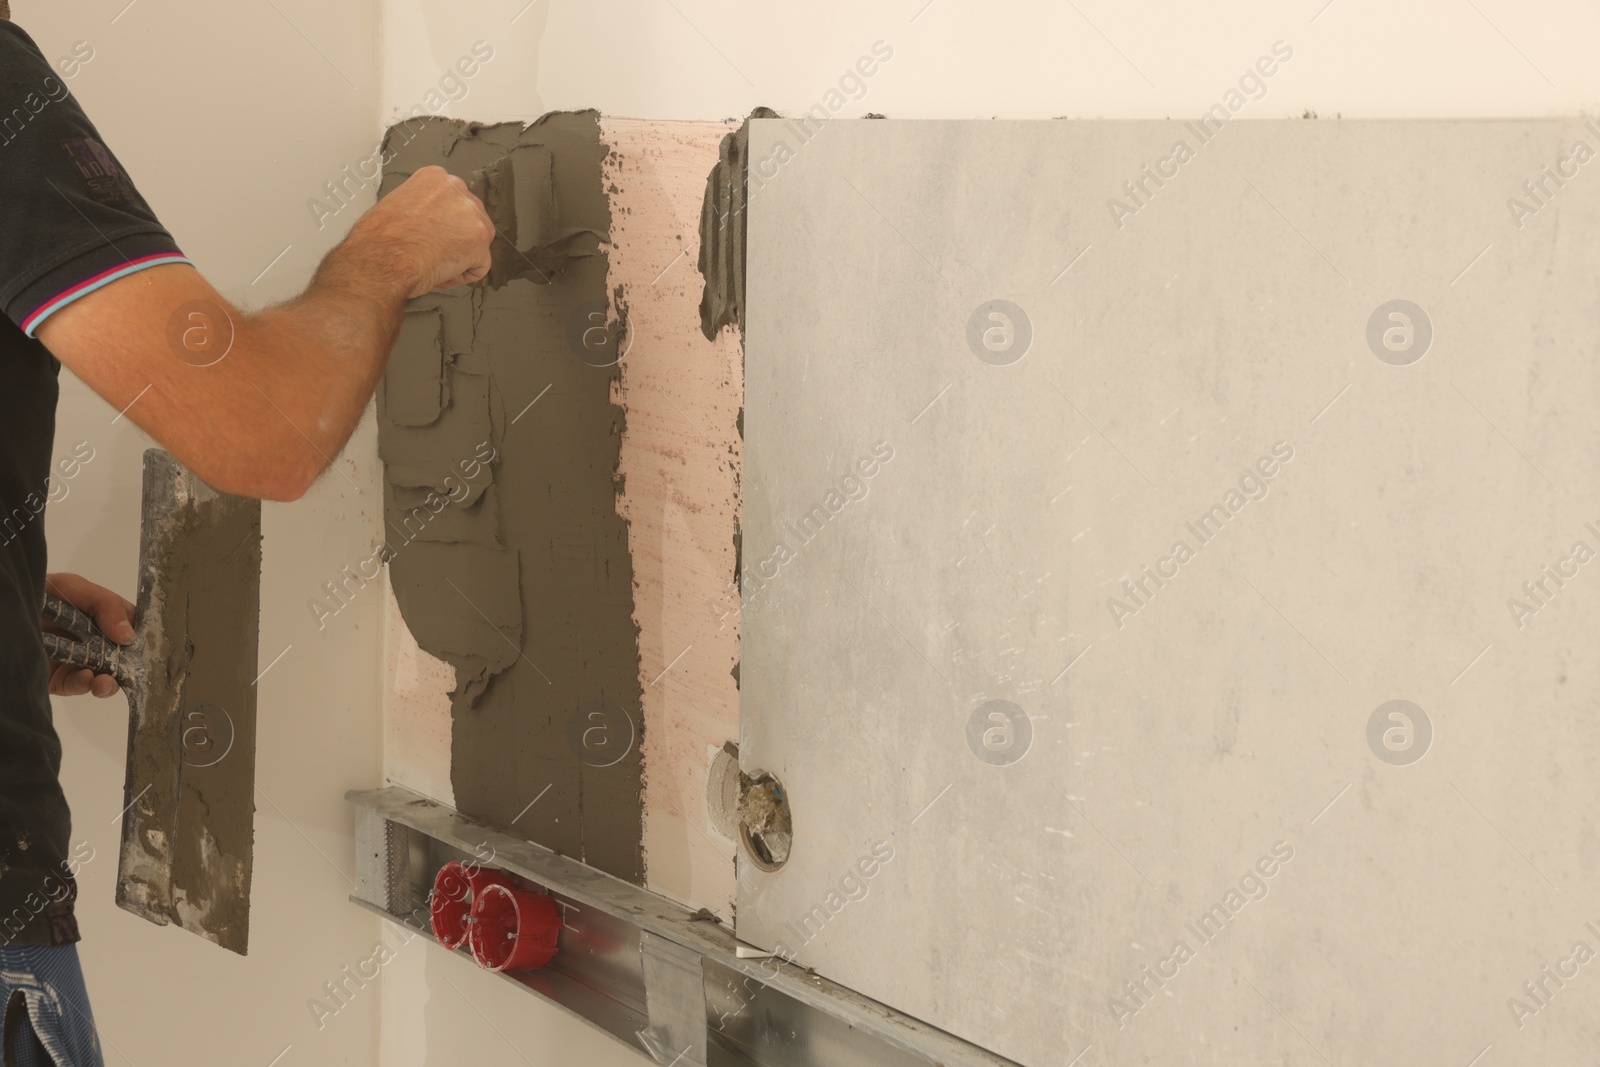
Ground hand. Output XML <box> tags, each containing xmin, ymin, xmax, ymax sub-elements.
<box><xmin>44</xmin><ymin>572</ymin><xmax>135</xmax><ymax>699</ymax></box>
<box><xmin>354</xmin><ymin>165</ymin><xmax>495</xmax><ymax>298</ymax></box>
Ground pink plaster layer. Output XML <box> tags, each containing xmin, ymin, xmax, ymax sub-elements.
<box><xmin>384</xmin><ymin>582</ymin><xmax>455</xmax><ymax>807</ymax></box>
<box><xmin>602</xmin><ymin>117</ymin><xmax>742</xmax><ymax>917</ymax></box>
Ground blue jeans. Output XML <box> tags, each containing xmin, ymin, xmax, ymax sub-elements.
<box><xmin>0</xmin><ymin>946</ymin><xmax>104</xmax><ymax>1067</ymax></box>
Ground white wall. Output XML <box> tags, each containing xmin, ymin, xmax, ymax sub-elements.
<box><xmin>24</xmin><ymin>2</ymin><xmax>389</xmax><ymax>1065</ymax></box>
<box><xmin>24</xmin><ymin>0</ymin><xmax>1600</xmax><ymax>1064</ymax></box>
<box><xmin>383</xmin><ymin>0</ymin><xmax>1600</xmax><ymax>122</ymax></box>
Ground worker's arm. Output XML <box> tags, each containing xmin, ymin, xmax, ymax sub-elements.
<box><xmin>35</xmin><ymin>167</ymin><xmax>493</xmax><ymax>501</ymax></box>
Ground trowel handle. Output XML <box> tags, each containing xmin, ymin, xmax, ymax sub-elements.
<box><xmin>41</xmin><ymin>593</ymin><xmax>140</xmax><ymax>690</ymax></box>
<box><xmin>43</xmin><ymin>592</ymin><xmax>100</xmax><ymax>641</ymax></box>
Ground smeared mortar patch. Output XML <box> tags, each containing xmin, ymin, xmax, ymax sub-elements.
<box><xmin>379</xmin><ymin>114</ymin><xmax>644</xmax><ymax>883</ymax></box>
<box><xmin>380</xmin><ymin>367</ymin><xmax>493</xmax><ymax>492</ymax></box>
<box><xmin>388</xmin><ymin>483</ymin><xmax>500</xmax><ymax>544</ymax></box>
<box><xmin>383</xmin><ymin>308</ymin><xmax>445</xmax><ymax>426</ymax></box>
<box><xmin>696</xmin><ymin>107</ymin><xmax>775</xmax><ymax>341</ymax></box>
<box><xmin>389</xmin><ymin>541</ymin><xmax>521</xmax><ymax>706</ymax></box>
<box><xmin>697</xmin><ymin>114</ymin><xmax>764</xmax><ymax>705</ymax></box>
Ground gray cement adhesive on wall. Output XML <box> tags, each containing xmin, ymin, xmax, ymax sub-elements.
<box><xmin>378</xmin><ymin>114</ymin><xmax>643</xmax><ymax>882</ymax></box>
<box><xmin>739</xmin><ymin>118</ymin><xmax>1600</xmax><ymax>1065</ymax></box>
<box><xmin>697</xmin><ymin>107</ymin><xmax>775</xmax><ymax>341</ymax></box>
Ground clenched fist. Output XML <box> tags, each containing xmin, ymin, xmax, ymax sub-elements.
<box><xmin>353</xmin><ymin>165</ymin><xmax>495</xmax><ymax>298</ymax></box>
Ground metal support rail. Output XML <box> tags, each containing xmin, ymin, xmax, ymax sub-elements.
<box><xmin>347</xmin><ymin>785</ymin><xmax>1022</xmax><ymax>1067</ymax></box>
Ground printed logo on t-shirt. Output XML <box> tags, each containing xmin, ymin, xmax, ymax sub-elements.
<box><xmin>58</xmin><ymin>137</ymin><xmax>131</xmax><ymax>207</ymax></box>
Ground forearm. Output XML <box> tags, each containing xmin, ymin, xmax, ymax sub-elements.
<box><xmin>239</xmin><ymin>232</ymin><xmax>416</xmax><ymax>479</ymax></box>
<box><xmin>39</xmin><ymin>165</ymin><xmax>492</xmax><ymax>502</ymax></box>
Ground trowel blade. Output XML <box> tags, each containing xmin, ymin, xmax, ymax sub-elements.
<box><xmin>114</xmin><ymin>449</ymin><xmax>261</xmax><ymax>955</ymax></box>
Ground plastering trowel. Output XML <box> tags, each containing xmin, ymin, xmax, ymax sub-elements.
<box><xmin>41</xmin><ymin>449</ymin><xmax>261</xmax><ymax>954</ymax></box>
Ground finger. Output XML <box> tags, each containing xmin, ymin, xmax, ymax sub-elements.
<box><xmin>413</xmin><ymin>165</ymin><xmax>449</xmax><ymax>190</ymax></box>
<box><xmin>94</xmin><ymin>598</ymin><xmax>136</xmax><ymax>644</ymax></box>
<box><xmin>438</xmin><ymin>256</ymin><xmax>491</xmax><ymax>291</ymax></box>
<box><xmin>438</xmin><ymin>245</ymin><xmax>491</xmax><ymax>289</ymax></box>
<box><xmin>46</xmin><ymin>573</ymin><xmax>136</xmax><ymax>644</ymax></box>
<box><xmin>90</xmin><ymin>674</ymin><xmax>120</xmax><ymax>699</ymax></box>
<box><xmin>51</xmin><ymin>667</ymin><xmax>93</xmax><ymax>698</ymax></box>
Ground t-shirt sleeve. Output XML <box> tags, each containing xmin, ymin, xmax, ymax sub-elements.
<box><xmin>0</xmin><ymin>23</ymin><xmax>190</xmax><ymax>336</ymax></box>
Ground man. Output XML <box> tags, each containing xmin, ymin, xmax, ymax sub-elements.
<box><xmin>1</xmin><ymin>6</ymin><xmax>493</xmax><ymax>1063</ymax></box>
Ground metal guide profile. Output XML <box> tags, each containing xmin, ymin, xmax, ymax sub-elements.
<box><xmin>348</xmin><ymin>785</ymin><xmax>1020</xmax><ymax>1067</ymax></box>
